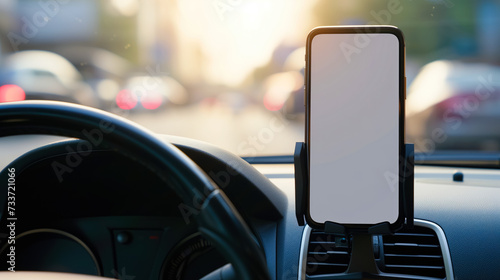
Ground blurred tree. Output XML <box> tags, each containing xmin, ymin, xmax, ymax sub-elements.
<box><xmin>311</xmin><ymin>0</ymin><xmax>478</xmax><ymax>63</ymax></box>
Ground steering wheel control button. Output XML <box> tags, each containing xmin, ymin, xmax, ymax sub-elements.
<box><xmin>116</xmin><ymin>231</ymin><xmax>132</xmax><ymax>244</ymax></box>
<box><xmin>453</xmin><ymin>171</ymin><xmax>464</xmax><ymax>182</ymax></box>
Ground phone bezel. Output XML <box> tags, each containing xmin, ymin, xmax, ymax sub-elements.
<box><xmin>305</xmin><ymin>25</ymin><xmax>406</xmax><ymax>231</ymax></box>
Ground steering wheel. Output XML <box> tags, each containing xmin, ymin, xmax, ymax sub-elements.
<box><xmin>0</xmin><ymin>101</ymin><xmax>271</xmax><ymax>280</ymax></box>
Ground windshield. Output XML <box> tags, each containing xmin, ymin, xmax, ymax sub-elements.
<box><xmin>1</xmin><ymin>0</ymin><xmax>499</xmax><ymax>156</ymax></box>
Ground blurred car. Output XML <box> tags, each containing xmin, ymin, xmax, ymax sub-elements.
<box><xmin>115</xmin><ymin>75</ymin><xmax>188</xmax><ymax>111</ymax></box>
<box><xmin>281</xmin><ymin>68</ymin><xmax>305</xmax><ymax>120</ymax></box>
<box><xmin>0</xmin><ymin>50</ymin><xmax>97</xmax><ymax>106</ymax></box>
<box><xmin>406</xmin><ymin>60</ymin><xmax>500</xmax><ymax>151</ymax></box>
<box><xmin>54</xmin><ymin>46</ymin><xmax>133</xmax><ymax>109</ymax></box>
<box><xmin>262</xmin><ymin>47</ymin><xmax>305</xmax><ymax>119</ymax></box>
<box><xmin>262</xmin><ymin>71</ymin><xmax>303</xmax><ymax>111</ymax></box>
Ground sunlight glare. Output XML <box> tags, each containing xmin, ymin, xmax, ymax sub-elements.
<box><xmin>175</xmin><ymin>0</ymin><xmax>313</xmax><ymax>86</ymax></box>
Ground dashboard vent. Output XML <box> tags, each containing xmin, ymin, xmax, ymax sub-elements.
<box><xmin>306</xmin><ymin>230</ymin><xmax>349</xmax><ymax>276</ymax></box>
<box><xmin>304</xmin><ymin>225</ymin><xmax>447</xmax><ymax>279</ymax></box>
<box><xmin>379</xmin><ymin>226</ymin><xmax>446</xmax><ymax>278</ymax></box>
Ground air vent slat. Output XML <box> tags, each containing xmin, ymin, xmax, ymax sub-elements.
<box><xmin>309</xmin><ymin>241</ymin><xmax>336</xmax><ymax>245</ymax></box>
<box><xmin>384</xmin><ymin>243</ymin><xmax>439</xmax><ymax>247</ymax></box>
<box><xmin>386</xmin><ymin>264</ymin><xmax>444</xmax><ymax>270</ymax></box>
<box><xmin>308</xmin><ymin>262</ymin><xmax>349</xmax><ymax>267</ymax></box>
<box><xmin>393</xmin><ymin>233</ymin><xmax>435</xmax><ymax>237</ymax></box>
<box><xmin>308</xmin><ymin>251</ymin><xmax>348</xmax><ymax>255</ymax></box>
<box><xmin>385</xmin><ymin>253</ymin><xmax>442</xmax><ymax>258</ymax></box>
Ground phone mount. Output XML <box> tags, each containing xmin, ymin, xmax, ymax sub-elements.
<box><xmin>295</xmin><ymin>142</ymin><xmax>414</xmax><ymax>278</ymax></box>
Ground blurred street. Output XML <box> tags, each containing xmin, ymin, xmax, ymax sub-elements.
<box><xmin>126</xmin><ymin>103</ymin><xmax>304</xmax><ymax>156</ymax></box>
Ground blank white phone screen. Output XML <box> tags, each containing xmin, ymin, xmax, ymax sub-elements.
<box><xmin>309</xmin><ymin>33</ymin><xmax>400</xmax><ymax>225</ymax></box>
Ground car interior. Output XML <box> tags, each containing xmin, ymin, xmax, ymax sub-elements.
<box><xmin>1</xmin><ymin>1</ymin><xmax>500</xmax><ymax>280</ymax></box>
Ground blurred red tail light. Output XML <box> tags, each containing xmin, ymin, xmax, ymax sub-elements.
<box><xmin>116</xmin><ymin>89</ymin><xmax>138</xmax><ymax>110</ymax></box>
<box><xmin>0</xmin><ymin>84</ymin><xmax>26</xmax><ymax>103</ymax></box>
<box><xmin>141</xmin><ymin>91</ymin><xmax>163</xmax><ymax>110</ymax></box>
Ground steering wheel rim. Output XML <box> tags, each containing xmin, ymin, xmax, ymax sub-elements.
<box><xmin>0</xmin><ymin>101</ymin><xmax>270</xmax><ymax>280</ymax></box>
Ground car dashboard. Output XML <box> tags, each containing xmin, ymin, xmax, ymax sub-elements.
<box><xmin>1</xmin><ymin>135</ymin><xmax>500</xmax><ymax>280</ymax></box>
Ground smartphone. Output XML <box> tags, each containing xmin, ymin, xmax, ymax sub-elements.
<box><xmin>305</xmin><ymin>26</ymin><xmax>405</xmax><ymax>229</ymax></box>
